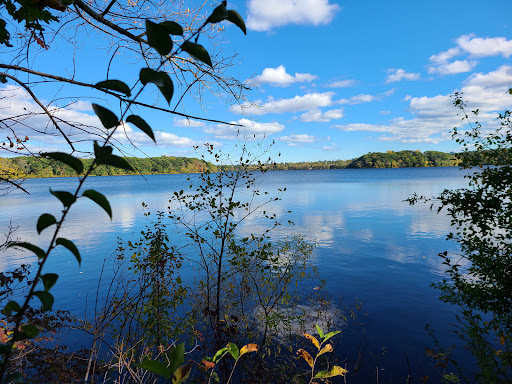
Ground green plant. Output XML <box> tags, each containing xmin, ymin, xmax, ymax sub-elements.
<box><xmin>296</xmin><ymin>325</ymin><xmax>347</xmax><ymax>383</ymax></box>
<box><xmin>0</xmin><ymin>2</ymin><xmax>247</xmax><ymax>382</ymax></box>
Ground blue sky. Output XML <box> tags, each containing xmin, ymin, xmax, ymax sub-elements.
<box><xmin>2</xmin><ymin>0</ymin><xmax>512</xmax><ymax>162</ymax></box>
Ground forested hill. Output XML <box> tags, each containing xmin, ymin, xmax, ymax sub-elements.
<box><xmin>345</xmin><ymin>150</ymin><xmax>457</xmax><ymax>169</ymax></box>
<box><xmin>0</xmin><ymin>150</ymin><xmax>458</xmax><ymax>178</ymax></box>
<box><xmin>0</xmin><ymin>156</ymin><xmax>218</xmax><ymax>178</ymax></box>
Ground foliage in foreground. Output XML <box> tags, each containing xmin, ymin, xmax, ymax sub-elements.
<box><xmin>0</xmin><ymin>1</ymin><xmax>248</xmax><ymax>381</ymax></box>
<box><xmin>409</xmin><ymin>93</ymin><xmax>512</xmax><ymax>383</ymax></box>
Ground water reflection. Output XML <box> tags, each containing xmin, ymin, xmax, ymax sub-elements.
<box><xmin>0</xmin><ymin>168</ymin><xmax>473</xmax><ymax>381</ymax></box>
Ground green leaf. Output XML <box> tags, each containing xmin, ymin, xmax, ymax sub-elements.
<box><xmin>207</xmin><ymin>1</ymin><xmax>228</xmax><ymax>23</ymax></box>
<box><xmin>93</xmin><ymin>142</ymin><xmax>134</xmax><ymax>172</ymax></box>
<box><xmin>159</xmin><ymin>21</ymin><xmax>183</xmax><ymax>35</ymax></box>
<box><xmin>167</xmin><ymin>343</ymin><xmax>185</xmax><ymax>377</ymax></box>
<box><xmin>146</xmin><ymin>20</ymin><xmax>173</xmax><ymax>56</ymax></box>
<box><xmin>33</xmin><ymin>291</ymin><xmax>54</xmax><ymax>312</ymax></box>
<box><xmin>181</xmin><ymin>41</ymin><xmax>212</xmax><ymax>68</ymax></box>
<box><xmin>322</xmin><ymin>330</ymin><xmax>341</xmax><ymax>343</ymax></box>
<box><xmin>212</xmin><ymin>347</ymin><xmax>228</xmax><ymax>363</ymax></box>
<box><xmin>104</xmin><ymin>155</ymin><xmax>134</xmax><ymax>172</ymax></box>
<box><xmin>42</xmin><ymin>152</ymin><xmax>84</xmax><ymax>174</ymax></box>
<box><xmin>140</xmin><ymin>68</ymin><xmax>174</xmax><ymax>104</ymax></box>
<box><xmin>21</xmin><ymin>324</ymin><xmax>39</xmax><ymax>339</ymax></box>
<box><xmin>8</xmin><ymin>242</ymin><xmax>46</xmax><ymax>259</ymax></box>
<box><xmin>92</xmin><ymin>104</ymin><xmax>119</xmax><ymax>129</ymax></box>
<box><xmin>95</xmin><ymin>80</ymin><xmax>131</xmax><ymax>97</ymax></box>
<box><xmin>82</xmin><ymin>189</ymin><xmax>112</xmax><ymax>218</ymax></box>
<box><xmin>56</xmin><ymin>237</ymin><xmax>81</xmax><ymax>265</ymax></box>
<box><xmin>136</xmin><ymin>359</ymin><xmax>171</xmax><ymax>379</ymax></box>
<box><xmin>93</xmin><ymin>141</ymin><xmax>113</xmax><ymax>161</ymax></box>
<box><xmin>315</xmin><ymin>324</ymin><xmax>324</xmax><ymax>339</ymax></box>
<box><xmin>50</xmin><ymin>189</ymin><xmax>76</xmax><ymax>207</ymax></box>
<box><xmin>2</xmin><ymin>301</ymin><xmax>21</xmax><ymax>316</ymax></box>
<box><xmin>226</xmin><ymin>342</ymin><xmax>239</xmax><ymax>359</ymax></box>
<box><xmin>314</xmin><ymin>366</ymin><xmax>348</xmax><ymax>378</ymax></box>
<box><xmin>41</xmin><ymin>273</ymin><xmax>58</xmax><ymax>292</ymax></box>
<box><xmin>227</xmin><ymin>9</ymin><xmax>246</xmax><ymax>34</ymax></box>
<box><xmin>37</xmin><ymin>213</ymin><xmax>57</xmax><ymax>234</ymax></box>
<box><xmin>140</xmin><ymin>68</ymin><xmax>163</xmax><ymax>86</ymax></box>
<box><xmin>126</xmin><ymin>115</ymin><xmax>155</xmax><ymax>142</ymax></box>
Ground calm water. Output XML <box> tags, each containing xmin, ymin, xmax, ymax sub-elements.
<box><xmin>0</xmin><ymin>167</ymin><xmax>475</xmax><ymax>381</ymax></box>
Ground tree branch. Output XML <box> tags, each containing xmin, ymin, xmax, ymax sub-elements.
<box><xmin>74</xmin><ymin>0</ymin><xmax>146</xmax><ymax>44</ymax></box>
<box><xmin>0</xmin><ymin>64</ymin><xmax>243</xmax><ymax>127</ymax></box>
<box><xmin>0</xmin><ymin>72</ymin><xmax>76</xmax><ymax>151</ymax></box>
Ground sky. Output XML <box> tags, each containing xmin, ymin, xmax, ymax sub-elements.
<box><xmin>2</xmin><ymin>0</ymin><xmax>512</xmax><ymax>162</ymax></box>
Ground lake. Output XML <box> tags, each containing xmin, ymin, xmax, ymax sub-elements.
<box><xmin>0</xmin><ymin>167</ymin><xmax>475</xmax><ymax>382</ymax></box>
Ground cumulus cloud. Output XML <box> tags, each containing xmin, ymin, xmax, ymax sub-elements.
<box><xmin>250</xmin><ymin>65</ymin><xmax>316</xmax><ymax>87</ymax></box>
<box><xmin>457</xmin><ymin>34</ymin><xmax>512</xmax><ymax>58</ymax></box>
<box><xmin>246</xmin><ymin>0</ymin><xmax>340</xmax><ymax>31</ymax></box>
<box><xmin>173</xmin><ymin>118</ymin><xmax>205</xmax><ymax>127</ymax></box>
<box><xmin>428</xmin><ymin>60</ymin><xmax>478</xmax><ymax>75</ymax></box>
<box><xmin>299</xmin><ymin>108</ymin><xmax>343</xmax><ymax>122</ymax></box>
<box><xmin>205</xmin><ymin>118</ymin><xmax>285</xmax><ymax>140</ymax></box>
<box><xmin>333</xmin><ymin>66</ymin><xmax>512</xmax><ymax>144</ymax></box>
<box><xmin>328</xmin><ymin>79</ymin><xmax>356</xmax><ymax>88</ymax></box>
<box><xmin>115</xmin><ymin>124</ymin><xmax>198</xmax><ymax>147</ymax></box>
<box><xmin>428</xmin><ymin>35</ymin><xmax>512</xmax><ymax>75</ymax></box>
<box><xmin>337</xmin><ymin>94</ymin><xmax>375</xmax><ymax>105</ymax></box>
<box><xmin>385</xmin><ymin>68</ymin><xmax>420</xmax><ymax>83</ymax></box>
<box><xmin>278</xmin><ymin>134</ymin><xmax>317</xmax><ymax>146</ymax></box>
<box><xmin>231</xmin><ymin>92</ymin><xmax>334</xmax><ymax>115</ymax></box>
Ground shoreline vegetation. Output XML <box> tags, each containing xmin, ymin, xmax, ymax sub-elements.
<box><xmin>0</xmin><ymin>150</ymin><xmax>457</xmax><ymax>179</ymax></box>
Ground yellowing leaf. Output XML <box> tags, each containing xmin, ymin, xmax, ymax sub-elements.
<box><xmin>317</xmin><ymin>343</ymin><xmax>333</xmax><ymax>357</ymax></box>
<box><xmin>500</xmin><ymin>335</ymin><xmax>505</xmax><ymax>345</ymax></box>
<box><xmin>240</xmin><ymin>343</ymin><xmax>258</xmax><ymax>356</ymax></box>
<box><xmin>172</xmin><ymin>364</ymin><xmax>192</xmax><ymax>384</ymax></box>
<box><xmin>314</xmin><ymin>365</ymin><xmax>348</xmax><ymax>378</ymax></box>
<box><xmin>304</xmin><ymin>333</ymin><xmax>320</xmax><ymax>350</ymax></box>
<box><xmin>297</xmin><ymin>348</ymin><xmax>313</xmax><ymax>367</ymax></box>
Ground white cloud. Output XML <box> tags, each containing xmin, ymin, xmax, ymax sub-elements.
<box><xmin>246</xmin><ymin>0</ymin><xmax>340</xmax><ymax>31</ymax></box>
<box><xmin>173</xmin><ymin>118</ymin><xmax>205</xmax><ymax>127</ymax></box>
<box><xmin>429</xmin><ymin>47</ymin><xmax>462</xmax><ymax>64</ymax></box>
<box><xmin>428</xmin><ymin>35</ymin><xmax>512</xmax><ymax>76</ymax></box>
<box><xmin>250</xmin><ymin>65</ymin><xmax>316</xmax><ymax>87</ymax></box>
<box><xmin>205</xmin><ymin>118</ymin><xmax>285</xmax><ymax>140</ymax></box>
<box><xmin>334</xmin><ymin>66</ymin><xmax>512</xmax><ymax>144</ymax></box>
<box><xmin>299</xmin><ymin>108</ymin><xmax>343</xmax><ymax>122</ymax></box>
<box><xmin>428</xmin><ymin>60</ymin><xmax>478</xmax><ymax>75</ymax></box>
<box><xmin>279</xmin><ymin>134</ymin><xmax>316</xmax><ymax>146</ymax></box>
<box><xmin>114</xmin><ymin>123</ymin><xmax>199</xmax><ymax>148</ymax></box>
<box><xmin>385</xmin><ymin>68</ymin><xmax>420</xmax><ymax>83</ymax></box>
<box><xmin>456</xmin><ymin>34</ymin><xmax>512</xmax><ymax>58</ymax></box>
<box><xmin>380</xmin><ymin>110</ymin><xmax>391</xmax><ymax>115</ymax></box>
<box><xmin>328</xmin><ymin>79</ymin><xmax>356</xmax><ymax>88</ymax></box>
<box><xmin>231</xmin><ymin>92</ymin><xmax>334</xmax><ymax>115</ymax></box>
<box><xmin>337</xmin><ymin>94</ymin><xmax>375</xmax><ymax>105</ymax></box>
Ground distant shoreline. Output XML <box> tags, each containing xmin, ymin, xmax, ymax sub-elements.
<box><xmin>1</xmin><ymin>150</ymin><xmax>459</xmax><ymax>180</ymax></box>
